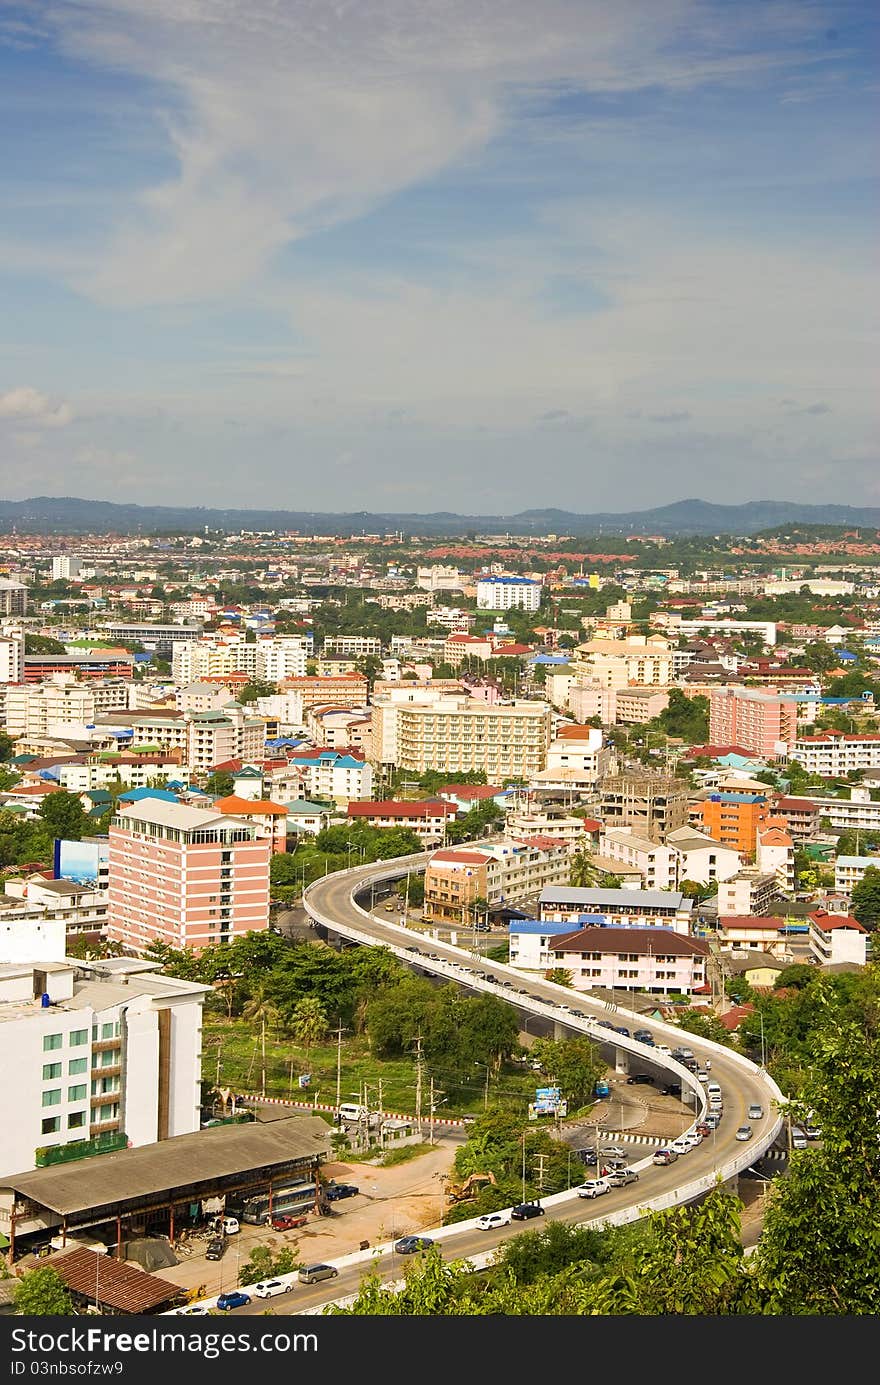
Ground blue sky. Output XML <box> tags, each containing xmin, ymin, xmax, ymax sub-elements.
<box><xmin>0</xmin><ymin>0</ymin><xmax>877</xmax><ymax>515</ymax></box>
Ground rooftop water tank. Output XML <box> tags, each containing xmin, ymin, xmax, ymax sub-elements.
<box><xmin>41</xmin><ymin>992</ymin><xmax>51</xmax><ymax>1008</ymax></box>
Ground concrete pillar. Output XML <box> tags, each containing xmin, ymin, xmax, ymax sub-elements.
<box><xmin>614</xmin><ymin>1047</ymin><xmax>629</xmax><ymax>1075</ymax></box>
<box><xmin>553</xmin><ymin>1021</ymin><xmax>566</xmax><ymax>1041</ymax></box>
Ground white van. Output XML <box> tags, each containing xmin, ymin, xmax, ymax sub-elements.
<box><xmin>337</xmin><ymin>1103</ymin><xmax>367</xmax><ymax>1124</ymax></box>
<box><xmin>211</xmin><ymin>1216</ymin><xmax>240</xmax><ymax>1236</ymax></box>
<box><xmin>706</xmin><ymin>1082</ymin><xmax>722</xmax><ymax>1101</ymax></box>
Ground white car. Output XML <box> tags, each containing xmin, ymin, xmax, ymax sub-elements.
<box><xmin>682</xmin><ymin>1130</ymin><xmax>703</xmax><ymax>1147</ymax></box>
<box><xmin>475</xmin><ymin>1211</ymin><xmax>512</xmax><ymax>1230</ymax></box>
<box><xmin>655</xmin><ymin>1044</ymin><xmax>671</xmax><ymax>1056</ymax></box>
<box><xmin>576</xmin><ymin>1178</ymin><xmax>612</xmax><ymax>1199</ymax></box>
<box><xmin>253</xmin><ymin>1279</ymin><xmax>290</xmax><ymax>1299</ymax></box>
<box><xmin>670</xmin><ymin>1138</ymin><xmax>692</xmax><ymax>1156</ymax></box>
<box><xmin>175</xmin><ymin>1305</ymin><xmax>209</xmax><ymax>1315</ymax></box>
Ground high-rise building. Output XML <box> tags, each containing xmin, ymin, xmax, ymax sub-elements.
<box><xmin>476</xmin><ymin>576</ymin><xmax>542</xmax><ymax>612</ymax></box>
<box><xmin>0</xmin><ymin>579</ymin><xmax>28</xmax><ymax>617</ymax></box>
<box><xmin>708</xmin><ymin>685</ymin><xmax>799</xmax><ymax>757</ymax></box>
<box><xmin>598</xmin><ymin>773</ymin><xmax>690</xmax><ymax>843</ymax></box>
<box><xmin>107</xmin><ymin>800</ymin><xmax>271</xmax><ymax>954</ymax></box>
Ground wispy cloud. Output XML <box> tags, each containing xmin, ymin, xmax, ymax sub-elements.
<box><xmin>647</xmin><ymin>411</ymin><xmax>692</xmax><ymax>424</ymax></box>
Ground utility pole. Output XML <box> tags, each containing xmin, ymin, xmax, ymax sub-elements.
<box><xmin>534</xmin><ymin>1153</ymin><xmax>548</xmax><ymax>1200</ymax></box>
<box><xmin>413</xmin><ymin>1030</ymin><xmax>424</xmax><ymax>1138</ymax></box>
<box><xmin>377</xmin><ymin>1078</ymin><xmax>384</xmax><ymax>1150</ymax></box>
<box><xmin>260</xmin><ymin>1013</ymin><xmax>267</xmax><ymax>1099</ymax></box>
<box><xmin>330</xmin><ymin>1019</ymin><xmax>347</xmax><ymax>1116</ymax></box>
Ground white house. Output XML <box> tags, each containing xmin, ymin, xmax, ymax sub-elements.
<box><xmin>808</xmin><ymin>908</ymin><xmax>868</xmax><ymax>968</ymax></box>
<box><xmin>547</xmin><ymin>925</ymin><xmax>709</xmax><ymax>996</ymax></box>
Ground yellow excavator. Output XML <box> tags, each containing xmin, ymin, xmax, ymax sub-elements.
<box><xmin>444</xmin><ymin>1171</ymin><xmax>498</xmax><ymax>1203</ymax></box>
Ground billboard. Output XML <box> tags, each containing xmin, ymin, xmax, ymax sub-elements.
<box><xmin>54</xmin><ymin>838</ymin><xmax>109</xmax><ymax>886</ymax></box>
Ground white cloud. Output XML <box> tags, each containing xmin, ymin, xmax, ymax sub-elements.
<box><xmin>0</xmin><ymin>386</ymin><xmax>73</xmax><ymax>427</ymax></box>
<box><xmin>31</xmin><ymin>0</ymin><xmax>834</xmax><ymax>306</ymax></box>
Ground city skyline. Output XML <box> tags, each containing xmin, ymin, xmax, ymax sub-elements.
<box><xmin>0</xmin><ymin>1</ymin><xmax>877</xmax><ymax>512</ymax></box>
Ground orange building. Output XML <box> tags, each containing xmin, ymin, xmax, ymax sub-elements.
<box><xmin>693</xmin><ymin>792</ymin><xmax>771</xmax><ymax>859</ymax></box>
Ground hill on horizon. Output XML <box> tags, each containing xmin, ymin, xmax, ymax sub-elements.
<box><xmin>1</xmin><ymin>495</ymin><xmax>879</xmax><ymax>537</ymax></box>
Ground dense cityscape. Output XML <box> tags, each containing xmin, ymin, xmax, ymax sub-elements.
<box><xmin>0</xmin><ymin>516</ymin><xmax>877</xmax><ymax>1317</ymax></box>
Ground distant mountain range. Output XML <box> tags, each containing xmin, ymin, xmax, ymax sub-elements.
<box><xmin>1</xmin><ymin>495</ymin><xmax>879</xmax><ymax>537</ymax></box>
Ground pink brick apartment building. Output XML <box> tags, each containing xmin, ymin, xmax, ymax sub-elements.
<box><xmin>107</xmin><ymin>800</ymin><xmax>271</xmax><ymax>955</ymax></box>
<box><xmin>708</xmin><ymin>685</ymin><xmax>799</xmax><ymax>758</ymax></box>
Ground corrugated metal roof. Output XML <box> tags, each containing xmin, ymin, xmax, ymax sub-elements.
<box><xmin>2</xmin><ymin>1116</ymin><xmax>330</xmax><ymax>1215</ymax></box>
<box><xmin>50</xmin><ymin>1246</ymin><xmax>177</xmax><ymax>1313</ymax></box>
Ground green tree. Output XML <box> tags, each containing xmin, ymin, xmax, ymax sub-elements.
<box><xmin>203</xmin><ymin>771</ymin><xmax>235</xmax><ymax>796</ymax></box>
<box><xmin>528</xmin><ymin>1035</ymin><xmax>604</xmax><ymax>1109</ymax></box>
<box><xmin>0</xmin><ymin>730</ymin><xmax>13</xmax><ymax>761</ymax></box>
<box><xmin>289</xmin><ymin>996</ymin><xmax>329</xmax><ymax>1052</ymax></box>
<box><xmin>239</xmin><ymin>1243</ymin><xmax>301</xmax><ymax>1285</ymax></box>
<box><xmin>850</xmin><ymin>865</ymin><xmax>880</xmax><ymax>931</ymax></box>
<box><xmin>39</xmin><ymin>789</ymin><xmax>90</xmax><ymax>842</ymax></box>
<box><xmin>674</xmin><ymin>1011</ymin><xmax>733</xmax><ymax>1046</ymax></box>
<box><xmin>13</xmin><ymin>1266</ymin><xmax>74</xmax><ymax>1315</ymax></box>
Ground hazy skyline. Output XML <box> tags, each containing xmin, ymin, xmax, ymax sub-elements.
<box><xmin>0</xmin><ymin>1</ymin><xmax>877</xmax><ymax>514</ymax></box>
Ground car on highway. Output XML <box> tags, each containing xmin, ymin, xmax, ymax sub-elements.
<box><xmin>607</xmin><ymin>1168</ymin><xmax>639</xmax><ymax>1187</ymax></box>
<box><xmin>682</xmin><ymin>1130</ymin><xmax>703</xmax><ymax>1147</ymax></box>
<box><xmin>653</xmin><ymin>1148</ymin><xmax>678</xmax><ymax>1165</ymax></box>
<box><xmin>510</xmin><ymin>1202</ymin><xmax>545</xmax><ymax>1220</ymax></box>
<box><xmin>216</xmin><ymin>1291</ymin><xmax>251</xmax><ymax>1311</ymax></box>
<box><xmin>324</xmin><ymin>1183</ymin><xmax>359</xmax><ymax>1201</ymax></box>
<box><xmin>599</xmin><ymin>1156</ymin><xmax>629</xmax><ymax>1172</ymax></box>
<box><xmin>576</xmin><ymin>1178</ymin><xmax>611</xmax><ymax>1199</ymax></box>
<box><xmin>695</xmin><ymin>1121</ymin><xmax>711</xmax><ymax>1137</ymax></box>
<box><xmin>655</xmin><ymin>1043</ymin><xmax>672</xmax><ymax>1055</ymax></box>
<box><xmin>298</xmin><ymin>1264</ymin><xmax>339</xmax><ymax>1285</ymax></box>
<box><xmin>394</xmin><ymin>1236</ymin><xmax>434</xmax><ymax>1254</ymax></box>
<box><xmin>253</xmin><ymin>1280</ymin><xmax>290</xmax><ymax>1299</ymax></box>
<box><xmin>476</xmin><ymin>1211</ymin><xmax>511</xmax><ymax>1231</ymax></box>
<box><xmin>597</xmin><ymin>1020</ymin><xmax>616</xmax><ymax>1029</ymax></box>
<box><xmin>670</xmin><ymin>1138</ymin><xmax>692</xmax><ymax>1156</ymax></box>
<box><xmin>570</xmin><ymin>1009</ymin><xmax>586</xmax><ymax>1017</ymax></box>
<box><xmin>747</xmin><ymin>1103</ymin><xmax>764</xmax><ymax>1120</ymax></box>
<box><xmin>735</xmin><ymin>1124</ymin><xmax>753</xmax><ymax>1142</ymax></box>
<box><xmin>268</xmin><ymin>1214</ymin><xmax>307</xmax><ymax>1231</ymax></box>
<box><xmin>704</xmin><ymin>1112</ymin><xmax>721</xmax><ymax>1129</ymax></box>
<box><xmin>614</xmin><ymin>1026</ymin><xmax>631</xmax><ymax>1036</ymax></box>
<box><xmin>633</xmin><ymin>1029</ymin><xmax>654</xmax><ymax>1044</ymax></box>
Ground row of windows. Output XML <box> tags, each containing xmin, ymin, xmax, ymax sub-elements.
<box><xmin>42</xmin><ymin>1085</ymin><xmax>88</xmax><ymax>1106</ymax></box>
<box><xmin>42</xmin><ymin>1059</ymin><xmax>88</xmax><ymax>1080</ymax></box>
<box><xmin>41</xmin><ymin>1112</ymin><xmax>86</xmax><ymax>1135</ymax></box>
<box><xmin>43</xmin><ymin>1022</ymin><xmax>120</xmax><ymax>1052</ymax></box>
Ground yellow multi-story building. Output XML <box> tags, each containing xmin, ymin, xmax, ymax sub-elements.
<box><xmin>374</xmin><ymin>694</ymin><xmax>551</xmax><ymax>780</ymax></box>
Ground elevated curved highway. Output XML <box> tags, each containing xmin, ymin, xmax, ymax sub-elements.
<box><xmin>304</xmin><ymin>852</ymin><xmax>786</xmax><ymax>1256</ymax></box>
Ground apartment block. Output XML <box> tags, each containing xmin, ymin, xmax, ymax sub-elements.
<box><xmin>0</xmin><ymin>625</ymin><xmax>23</xmax><ymax>684</ymax></box>
<box><xmin>538</xmin><ymin>885</ymin><xmax>693</xmax><ymax>935</ymax></box>
<box><xmin>548</xmin><ymin>926</ymin><xmax>708</xmax><ymax>996</ymax></box>
<box><xmin>834</xmin><ymin>855</ymin><xmax>880</xmax><ymax>896</ymax></box>
<box><xmin>708</xmin><ymin>685</ymin><xmax>799</xmax><ymax>757</ymax></box>
<box><xmin>347</xmin><ymin>798</ymin><xmax>457</xmax><ymax>845</ymax></box>
<box><xmin>0</xmin><ymin>579</ymin><xmax>28</xmax><ymax>616</ymax></box>
<box><xmin>692</xmin><ymin>792</ymin><xmax>771</xmax><ymax>857</ymax></box>
<box><xmin>287</xmin><ymin>749</ymin><xmax>373</xmax><ymax>805</ymax></box>
<box><xmin>423</xmin><ymin>837</ymin><xmax>571</xmax><ymax>923</ymax></box>
<box><xmin>597</xmin><ymin>830</ymin><xmax>677</xmax><ymax>890</ymax></box>
<box><xmin>372</xmin><ymin>693</ymin><xmax>551</xmax><ymax>780</ymax></box>
<box><xmin>571</xmin><ymin>634</ymin><xmax>672</xmax><ymax>690</ymax></box>
<box><xmin>808</xmin><ymin>908</ymin><xmax>868</xmax><ymax>967</ymax></box>
<box><xmin>0</xmin><ymin>919</ymin><xmax>207</xmax><ymax>1174</ymax></box>
<box><xmin>476</xmin><ymin>576</ymin><xmax>542</xmax><ymax>612</ymax></box>
<box><xmin>107</xmin><ymin>800</ymin><xmax>271</xmax><ymax>954</ymax></box>
<box><xmin>715</xmin><ymin>870</ymin><xmax>781</xmax><ymax>916</ymax></box>
<box><xmin>787</xmin><ymin>731</ymin><xmax>880</xmax><ymax>777</ymax></box>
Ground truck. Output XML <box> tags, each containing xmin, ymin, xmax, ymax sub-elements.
<box><xmin>594</xmin><ymin>1079</ymin><xmax>610</xmax><ymax>1099</ymax></box>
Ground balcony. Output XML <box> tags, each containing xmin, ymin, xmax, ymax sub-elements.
<box><xmin>91</xmin><ymin>1090</ymin><xmax>120</xmax><ymax>1107</ymax></box>
<box><xmin>91</xmin><ymin>1039</ymin><xmax>120</xmax><ymax>1055</ymax></box>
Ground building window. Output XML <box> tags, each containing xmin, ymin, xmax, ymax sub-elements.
<box><xmin>68</xmin><ymin>1084</ymin><xmax>87</xmax><ymax>1102</ymax></box>
<box><xmin>67</xmin><ymin>1111</ymin><xmax>86</xmax><ymax>1130</ymax></box>
<box><xmin>68</xmin><ymin>1057</ymin><xmax>88</xmax><ymax>1075</ymax></box>
<box><xmin>43</xmin><ymin>1034</ymin><xmax>62</xmax><ymax>1052</ymax></box>
<box><xmin>41</xmin><ymin>1117</ymin><xmax>61</xmax><ymax>1135</ymax></box>
<box><xmin>42</xmin><ymin>1089</ymin><xmax>62</xmax><ymax>1108</ymax></box>
<box><xmin>101</xmin><ymin>1022</ymin><xmax>116</xmax><ymax>1041</ymax></box>
<box><xmin>42</xmin><ymin>1063</ymin><xmax>62</xmax><ymax>1081</ymax></box>
<box><xmin>69</xmin><ymin>1029</ymin><xmax>88</xmax><ymax>1047</ymax></box>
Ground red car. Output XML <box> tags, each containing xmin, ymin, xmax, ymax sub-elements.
<box><xmin>269</xmin><ymin>1214</ymin><xmax>308</xmax><ymax>1231</ymax></box>
<box><xmin>695</xmin><ymin>1122</ymin><xmax>711</xmax><ymax>1138</ymax></box>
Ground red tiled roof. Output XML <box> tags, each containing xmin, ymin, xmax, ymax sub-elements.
<box><xmin>439</xmin><ymin>785</ymin><xmax>503</xmax><ymax>800</ymax></box>
<box><xmin>717</xmin><ymin>1003</ymin><xmax>754</xmax><ymax>1032</ymax></box>
<box><xmin>50</xmin><ymin>1247</ymin><xmax>177</xmax><ymax>1313</ymax></box>
<box><xmin>808</xmin><ymin>908</ymin><xmax>867</xmax><ymax>933</ymax></box>
<box><xmin>429</xmin><ymin>849</ymin><xmax>493</xmax><ymax>865</ymax></box>
<box><xmin>215</xmin><ymin>795</ymin><xmax>288</xmax><ymax>816</ymax></box>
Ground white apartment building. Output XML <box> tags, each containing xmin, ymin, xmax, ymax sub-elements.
<box><xmin>417</xmin><ymin>566</ymin><xmax>464</xmax><ymax>593</ymax></box>
<box><xmin>51</xmin><ymin>556</ymin><xmax>82</xmax><ymax>581</ymax></box>
<box><xmin>666</xmin><ymin>617</ymin><xmax>777</xmax><ymax>647</ymax></box>
<box><xmin>715</xmin><ymin>870</ymin><xmax>781</xmax><ymax>916</ymax></box>
<box><xmin>253</xmin><ymin>692</ymin><xmax>308</xmax><ymax>735</ymax></box>
<box><xmin>548</xmin><ymin>925</ymin><xmax>709</xmax><ymax>996</ymax></box>
<box><xmin>287</xmin><ymin>750</ymin><xmax>373</xmax><ymax>804</ymax></box>
<box><xmin>787</xmin><ymin>732</ymin><xmax>880</xmax><ymax>777</ymax></box>
<box><xmin>808</xmin><ymin>908</ymin><xmax>868</xmax><ymax>967</ymax></box>
<box><xmin>0</xmin><ymin>918</ymin><xmax>207</xmax><ymax>1176</ymax></box>
<box><xmin>756</xmin><ymin>825</ymin><xmax>795</xmax><ymax>894</ymax></box>
<box><xmin>538</xmin><ymin>885</ymin><xmax>693</xmax><ymax>935</ymax></box>
<box><xmin>598</xmin><ymin>830</ymin><xmax>677</xmax><ymax>890</ymax></box>
<box><xmin>172</xmin><ymin>636</ymin><xmax>309</xmax><ymax>685</ymax></box>
<box><xmin>664</xmin><ymin>826</ymin><xmax>742</xmax><ymax>887</ymax></box>
<box><xmin>423</xmin><ymin>837</ymin><xmax>571</xmax><ymax>923</ymax></box>
<box><xmin>3</xmin><ymin>676</ymin><xmax>130</xmax><ymax>742</ymax></box>
<box><xmin>802</xmin><ymin>787</ymin><xmax>880</xmax><ymax>834</ymax></box>
<box><xmin>545</xmin><ymin>726</ymin><xmax>610</xmax><ymax>784</ymax></box>
<box><xmin>322</xmin><ymin>635</ymin><xmax>382</xmax><ymax>659</ymax></box>
<box><xmin>476</xmin><ymin>576</ymin><xmax>542</xmax><ymax>612</ymax></box>
<box><xmin>0</xmin><ymin>625</ymin><xmax>24</xmax><ymax>684</ymax></box>
<box><xmin>426</xmin><ymin>606</ymin><xmax>475</xmax><ymax>632</ymax></box>
<box><xmin>834</xmin><ymin>855</ymin><xmax>880</xmax><ymax>896</ymax></box>
<box><xmin>504</xmin><ymin>807</ymin><xmax>588</xmax><ymax>850</ymax></box>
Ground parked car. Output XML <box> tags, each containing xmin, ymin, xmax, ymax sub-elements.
<box><xmin>324</xmin><ymin>1183</ymin><xmax>359</xmax><ymax>1201</ymax></box>
<box><xmin>475</xmin><ymin>1211</ymin><xmax>511</xmax><ymax>1230</ymax></box>
<box><xmin>626</xmin><ymin>1073</ymin><xmax>655</xmax><ymax>1085</ymax></box>
<box><xmin>600</xmin><ymin>1145</ymin><xmax>627</xmax><ymax>1159</ymax></box>
<box><xmin>216</xmin><ymin>1291</ymin><xmax>251</xmax><ymax>1311</ymax></box>
<box><xmin>510</xmin><ymin>1202</ymin><xmax>545</xmax><ymax>1220</ymax></box>
<box><xmin>394</xmin><ymin>1236</ymin><xmax>434</xmax><ymax>1254</ymax></box>
<box><xmin>269</xmin><ymin>1214</ymin><xmax>307</xmax><ymax>1231</ymax></box>
<box><xmin>576</xmin><ymin>1178</ymin><xmax>611</xmax><ymax>1199</ymax></box>
<box><xmin>791</xmin><ymin>1127</ymin><xmax>808</xmax><ymax>1150</ymax></box>
<box><xmin>253</xmin><ymin>1280</ymin><xmax>290</xmax><ymax>1299</ymax></box>
<box><xmin>205</xmin><ymin>1239</ymin><xmax>226</xmax><ymax>1261</ymax></box>
<box><xmin>747</xmin><ymin>1104</ymin><xmax>764</xmax><ymax>1120</ymax></box>
<box><xmin>803</xmin><ymin>1122</ymin><xmax>822</xmax><ymax>1140</ymax></box>
<box><xmin>735</xmin><ymin>1125</ymin><xmax>753</xmax><ymax>1142</ymax></box>
<box><xmin>607</xmin><ymin>1168</ymin><xmax>639</xmax><ymax>1187</ymax></box>
<box><xmin>211</xmin><ymin>1216</ymin><xmax>240</xmax><ymax>1236</ymax></box>
<box><xmin>659</xmin><ymin>1082</ymin><xmax>682</xmax><ymax>1097</ymax></box>
<box><xmin>653</xmin><ymin>1148</ymin><xmax>678</xmax><ymax>1165</ymax></box>
<box><xmin>298</xmin><ymin>1264</ymin><xmax>339</xmax><ymax>1285</ymax></box>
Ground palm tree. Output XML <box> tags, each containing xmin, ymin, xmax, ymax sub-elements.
<box><xmin>242</xmin><ymin>984</ymin><xmax>281</xmax><ymax>1099</ymax></box>
<box><xmin>289</xmin><ymin>996</ymin><xmax>329</xmax><ymax>1055</ymax></box>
